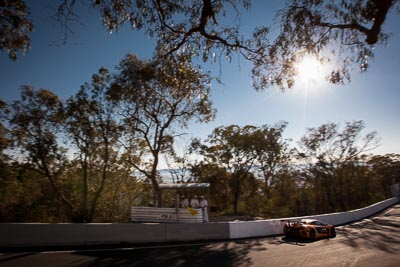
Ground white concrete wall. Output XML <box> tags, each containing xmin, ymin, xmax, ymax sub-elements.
<box><xmin>228</xmin><ymin>197</ymin><xmax>399</xmax><ymax>239</ymax></box>
<box><xmin>228</xmin><ymin>219</ymin><xmax>286</xmax><ymax>239</ymax></box>
<box><xmin>0</xmin><ymin>222</ymin><xmax>231</xmax><ymax>247</ymax></box>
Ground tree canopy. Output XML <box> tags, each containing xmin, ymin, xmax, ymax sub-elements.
<box><xmin>107</xmin><ymin>54</ymin><xmax>215</xmax><ymax>206</ymax></box>
<box><xmin>1</xmin><ymin>0</ymin><xmax>398</xmax><ymax>89</ymax></box>
<box><xmin>1</xmin><ymin>90</ymin><xmax>399</xmax><ymax>221</ymax></box>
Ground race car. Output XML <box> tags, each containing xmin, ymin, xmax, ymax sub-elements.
<box><xmin>283</xmin><ymin>219</ymin><xmax>336</xmax><ymax>239</ymax></box>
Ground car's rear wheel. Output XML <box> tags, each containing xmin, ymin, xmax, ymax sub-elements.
<box><xmin>310</xmin><ymin>229</ymin><xmax>316</xmax><ymax>239</ymax></box>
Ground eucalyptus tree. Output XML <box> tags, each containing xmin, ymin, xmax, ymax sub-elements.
<box><xmin>252</xmin><ymin>122</ymin><xmax>292</xmax><ymax>198</ymax></box>
<box><xmin>64</xmin><ymin>67</ymin><xmax>122</xmax><ymax>222</ymax></box>
<box><xmin>254</xmin><ymin>0</ymin><xmax>397</xmax><ymax>88</ymax></box>
<box><xmin>3</xmin><ymin>86</ymin><xmax>78</xmax><ymax>219</ymax></box>
<box><xmin>59</xmin><ymin>0</ymin><xmax>400</xmax><ymax>89</ymax></box>
<box><xmin>3</xmin><ymin>72</ymin><xmax>125</xmax><ymax>222</ymax></box>
<box><xmin>297</xmin><ymin>120</ymin><xmax>379</xmax><ymax>167</ymax></box>
<box><xmin>192</xmin><ymin>125</ymin><xmax>260</xmax><ymax>213</ymax></box>
<box><xmin>109</xmin><ymin>54</ymin><xmax>215</xmax><ymax>206</ymax></box>
<box><xmin>0</xmin><ymin>162</ymin><xmax>56</xmax><ymax>222</ymax></box>
<box><xmin>296</xmin><ymin>120</ymin><xmax>380</xmax><ymax>212</ymax></box>
<box><xmin>4</xmin><ymin>0</ymin><xmax>398</xmax><ymax>89</ymax></box>
<box><xmin>367</xmin><ymin>153</ymin><xmax>400</xmax><ymax>198</ymax></box>
<box><xmin>190</xmin><ymin>162</ymin><xmax>231</xmax><ymax>212</ymax></box>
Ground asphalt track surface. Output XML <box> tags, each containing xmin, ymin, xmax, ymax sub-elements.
<box><xmin>1</xmin><ymin>204</ymin><xmax>399</xmax><ymax>267</ymax></box>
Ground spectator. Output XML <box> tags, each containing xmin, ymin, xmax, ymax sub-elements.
<box><xmin>181</xmin><ymin>195</ymin><xmax>189</xmax><ymax>208</ymax></box>
<box><xmin>190</xmin><ymin>195</ymin><xmax>200</xmax><ymax>208</ymax></box>
<box><xmin>200</xmin><ymin>195</ymin><xmax>209</xmax><ymax>223</ymax></box>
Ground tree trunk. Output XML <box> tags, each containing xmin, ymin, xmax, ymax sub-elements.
<box><xmin>233</xmin><ymin>193</ymin><xmax>239</xmax><ymax>214</ymax></box>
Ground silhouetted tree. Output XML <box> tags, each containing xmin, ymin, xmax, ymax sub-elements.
<box><xmin>192</xmin><ymin>125</ymin><xmax>260</xmax><ymax>213</ymax></box>
<box><xmin>0</xmin><ymin>0</ymin><xmax>33</xmax><ymax>60</ymax></box>
<box><xmin>254</xmin><ymin>0</ymin><xmax>397</xmax><ymax>88</ymax></box>
<box><xmin>3</xmin><ymin>0</ymin><xmax>397</xmax><ymax>89</ymax></box>
<box><xmin>191</xmin><ymin>163</ymin><xmax>231</xmax><ymax>212</ymax></box>
<box><xmin>64</xmin><ymin>67</ymin><xmax>122</xmax><ymax>222</ymax></box>
<box><xmin>4</xmin><ymin>87</ymin><xmax>77</xmax><ymax>218</ymax></box>
<box><xmin>296</xmin><ymin>120</ymin><xmax>380</xmax><ymax>212</ymax></box>
<box><xmin>109</xmin><ymin>54</ymin><xmax>215</xmax><ymax>206</ymax></box>
<box><xmin>252</xmin><ymin>122</ymin><xmax>292</xmax><ymax>198</ymax></box>
<box><xmin>368</xmin><ymin>154</ymin><xmax>400</xmax><ymax>198</ymax></box>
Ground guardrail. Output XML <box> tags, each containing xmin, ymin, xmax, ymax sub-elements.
<box><xmin>1</xmin><ymin>197</ymin><xmax>398</xmax><ymax>247</ymax></box>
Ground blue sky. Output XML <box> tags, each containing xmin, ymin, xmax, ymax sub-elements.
<box><xmin>1</xmin><ymin>0</ymin><xmax>400</xmax><ymax>158</ymax></box>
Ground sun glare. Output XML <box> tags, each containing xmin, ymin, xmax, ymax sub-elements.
<box><xmin>296</xmin><ymin>56</ymin><xmax>323</xmax><ymax>84</ymax></box>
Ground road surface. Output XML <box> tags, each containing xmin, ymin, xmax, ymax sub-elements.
<box><xmin>1</xmin><ymin>204</ymin><xmax>399</xmax><ymax>266</ymax></box>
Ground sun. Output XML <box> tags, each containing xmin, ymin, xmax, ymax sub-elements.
<box><xmin>296</xmin><ymin>55</ymin><xmax>323</xmax><ymax>84</ymax></box>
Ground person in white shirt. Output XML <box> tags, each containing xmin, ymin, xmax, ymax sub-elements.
<box><xmin>190</xmin><ymin>195</ymin><xmax>200</xmax><ymax>208</ymax></box>
<box><xmin>200</xmin><ymin>195</ymin><xmax>209</xmax><ymax>223</ymax></box>
<box><xmin>181</xmin><ymin>195</ymin><xmax>188</xmax><ymax>208</ymax></box>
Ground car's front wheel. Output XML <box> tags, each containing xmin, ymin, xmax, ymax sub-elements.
<box><xmin>330</xmin><ymin>227</ymin><xmax>336</xmax><ymax>238</ymax></box>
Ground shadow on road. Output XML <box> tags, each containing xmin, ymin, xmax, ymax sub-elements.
<box><xmin>71</xmin><ymin>239</ymin><xmax>267</xmax><ymax>267</ymax></box>
<box><xmin>277</xmin><ymin>236</ymin><xmax>322</xmax><ymax>246</ymax></box>
<box><xmin>70</xmin><ymin>236</ymin><xmax>340</xmax><ymax>267</ymax></box>
<box><xmin>0</xmin><ymin>253</ymin><xmax>37</xmax><ymax>264</ymax></box>
<box><xmin>338</xmin><ymin>206</ymin><xmax>400</xmax><ymax>254</ymax></box>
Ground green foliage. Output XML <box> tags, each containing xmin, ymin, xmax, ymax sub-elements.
<box><xmin>93</xmin><ymin>167</ymin><xmax>146</xmax><ymax>222</ymax></box>
<box><xmin>192</xmin><ymin>123</ymin><xmax>290</xmax><ymax>214</ymax></box>
<box><xmin>64</xmin><ymin>67</ymin><xmax>123</xmax><ymax>222</ymax></box>
<box><xmin>1</xmin><ymin>75</ymin><xmax>138</xmax><ymax>222</ymax></box>
<box><xmin>0</xmin><ymin>52</ymin><xmax>216</xmax><ymax>221</ymax></box>
<box><xmin>109</xmin><ymin>54</ymin><xmax>215</xmax><ymax>207</ymax></box>
<box><xmin>368</xmin><ymin>154</ymin><xmax>400</xmax><ymax>198</ymax></box>
<box><xmin>0</xmin><ymin>77</ymin><xmax>397</xmax><ymax>222</ymax></box>
<box><xmin>192</xmin><ymin>125</ymin><xmax>259</xmax><ymax>213</ymax></box>
<box><xmin>0</xmin><ymin>106</ymin><xmax>398</xmax><ymax>221</ymax></box>
<box><xmin>190</xmin><ymin>121</ymin><xmax>394</xmax><ymax>218</ymax></box>
<box><xmin>191</xmin><ymin>163</ymin><xmax>231</xmax><ymax>212</ymax></box>
<box><xmin>0</xmin><ymin>0</ymin><xmax>33</xmax><ymax>60</ymax></box>
<box><xmin>0</xmin><ymin>162</ymin><xmax>64</xmax><ymax>222</ymax></box>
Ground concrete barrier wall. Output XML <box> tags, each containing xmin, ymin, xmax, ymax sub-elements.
<box><xmin>164</xmin><ymin>222</ymin><xmax>230</xmax><ymax>242</ymax></box>
<box><xmin>228</xmin><ymin>197</ymin><xmax>399</xmax><ymax>239</ymax></box>
<box><xmin>0</xmin><ymin>222</ymin><xmax>231</xmax><ymax>247</ymax></box>
<box><xmin>0</xmin><ymin>223</ymin><xmax>88</xmax><ymax>247</ymax></box>
<box><xmin>85</xmin><ymin>223</ymin><xmax>168</xmax><ymax>245</ymax></box>
<box><xmin>1</xmin><ymin>197</ymin><xmax>398</xmax><ymax>247</ymax></box>
<box><xmin>228</xmin><ymin>219</ymin><xmax>285</xmax><ymax>239</ymax></box>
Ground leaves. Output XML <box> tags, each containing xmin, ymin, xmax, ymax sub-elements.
<box><xmin>1</xmin><ymin>91</ymin><xmax>397</xmax><ymax>221</ymax></box>
<box><xmin>0</xmin><ymin>0</ymin><xmax>33</xmax><ymax>60</ymax></box>
<box><xmin>107</xmin><ymin>54</ymin><xmax>216</xmax><ymax>206</ymax></box>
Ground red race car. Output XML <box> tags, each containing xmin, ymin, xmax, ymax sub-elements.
<box><xmin>283</xmin><ymin>219</ymin><xmax>336</xmax><ymax>239</ymax></box>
